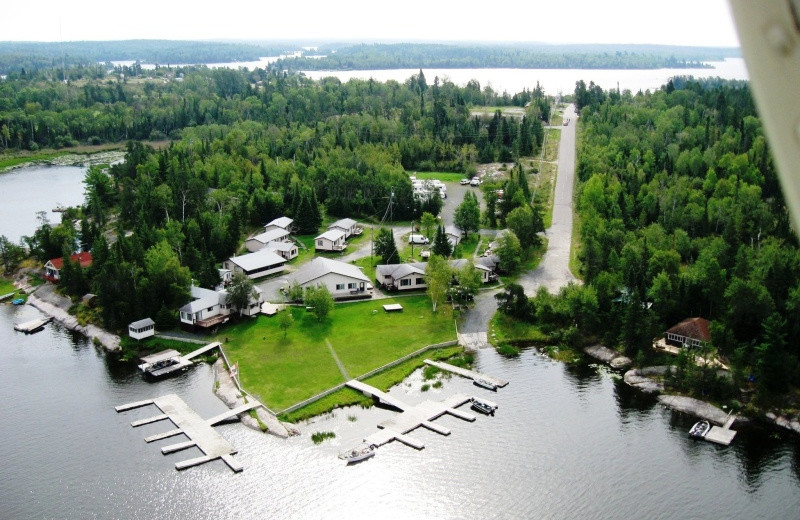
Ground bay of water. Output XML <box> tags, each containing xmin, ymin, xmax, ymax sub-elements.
<box><xmin>2</xmin><ymin>147</ymin><xmax>799</xmax><ymax>519</ymax></box>
<box><xmin>0</xmin><ymin>165</ymin><xmax>87</xmax><ymax>244</ymax></box>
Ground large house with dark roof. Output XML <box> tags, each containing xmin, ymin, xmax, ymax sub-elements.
<box><xmin>295</xmin><ymin>257</ymin><xmax>372</xmax><ymax>299</ymax></box>
<box><xmin>665</xmin><ymin>317</ymin><xmax>711</xmax><ymax>348</ymax></box>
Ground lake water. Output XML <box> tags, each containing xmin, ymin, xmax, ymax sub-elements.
<box><xmin>2</xmin><ymin>142</ymin><xmax>799</xmax><ymax>519</ymax></box>
<box><xmin>302</xmin><ymin>58</ymin><xmax>749</xmax><ymax>96</ymax></box>
<box><xmin>0</xmin><ymin>165</ymin><xmax>87</xmax><ymax>244</ymax></box>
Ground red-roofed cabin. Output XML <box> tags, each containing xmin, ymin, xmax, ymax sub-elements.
<box><xmin>43</xmin><ymin>252</ymin><xmax>93</xmax><ymax>283</ymax></box>
<box><xmin>665</xmin><ymin>317</ymin><xmax>711</xmax><ymax>349</ymax></box>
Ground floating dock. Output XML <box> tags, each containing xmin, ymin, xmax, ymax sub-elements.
<box><xmin>14</xmin><ymin>316</ymin><xmax>52</xmax><ymax>333</ymax></box>
<box><xmin>115</xmin><ymin>393</ymin><xmax>261</xmax><ymax>472</ymax></box>
<box><xmin>423</xmin><ymin>359</ymin><xmax>508</xmax><ymax>388</ymax></box>
<box><xmin>705</xmin><ymin>414</ymin><xmax>738</xmax><ymax>446</ymax></box>
<box><xmin>345</xmin><ymin>380</ymin><xmax>476</xmax><ymax>451</ymax></box>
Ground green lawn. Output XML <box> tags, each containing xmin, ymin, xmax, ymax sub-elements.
<box><xmin>0</xmin><ymin>277</ymin><xmax>18</xmax><ymax>296</ymax></box>
<box><xmin>454</xmin><ymin>233</ymin><xmax>480</xmax><ymax>258</ymax></box>
<box><xmin>544</xmin><ymin>128</ymin><xmax>561</xmax><ymax>162</ymax></box>
<box><xmin>217</xmin><ymin>295</ymin><xmax>456</xmax><ymax>411</ymax></box>
<box><xmin>413</xmin><ymin>171</ymin><xmax>465</xmax><ymax>183</ymax></box>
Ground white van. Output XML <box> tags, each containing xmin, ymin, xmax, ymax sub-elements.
<box><xmin>408</xmin><ymin>234</ymin><xmax>430</xmax><ymax>244</ymax></box>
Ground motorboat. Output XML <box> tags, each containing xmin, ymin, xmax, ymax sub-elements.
<box><xmin>339</xmin><ymin>444</ymin><xmax>375</xmax><ymax>464</ymax></box>
<box><xmin>11</xmin><ymin>298</ymin><xmax>25</xmax><ymax>305</ymax></box>
<box><xmin>471</xmin><ymin>398</ymin><xmax>496</xmax><ymax>415</ymax></box>
<box><xmin>473</xmin><ymin>378</ymin><xmax>497</xmax><ymax>391</ymax></box>
<box><xmin>689</xmin><ymin>420</ymin><xmax>711</xmax><ymax>439</ymax></box>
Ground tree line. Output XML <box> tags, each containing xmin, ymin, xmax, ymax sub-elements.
<box><xmin>274</xmin><ymin>43</ymin><xmax>730</xmax><ymax>72</ymax></box>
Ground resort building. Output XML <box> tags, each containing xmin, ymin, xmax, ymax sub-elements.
<box><xmin>222</xmin><ymin>249</ymin><xmax>287</xmax><ymax>280</ymax></box>
<box><xmin>245</xmin><ymin>228</ymin><xmax>291</xmax><ymax>253</ymax></box>
<box><xmin>315</xmin><ymin>229</ymin><xmax>346</xmax><ymax>251</ymax></box>
<box><xmin>295</xmin><ymin>257</ymin><xmax>372</xmax><ymax>300</ymax></box>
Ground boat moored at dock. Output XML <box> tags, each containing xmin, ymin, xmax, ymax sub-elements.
<box><xmin>338</xmin><ymin>443</ymin><xmax>375</xmax><ymax>464</ymax></box>
<box><xmin>689</xmin><ymin>420</ymin><xmax>711</xmax><ymax>439</ymax></box>
<box><xmin>473</xmin><ymin>378</ymin><xmax>497</xmax><ymax>391</ymax></box>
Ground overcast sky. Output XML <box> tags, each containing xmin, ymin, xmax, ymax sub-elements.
<box><xmin>4</xmin><ymin>0</ymin><xmax>740</xmax><ymax>47</ymax></box>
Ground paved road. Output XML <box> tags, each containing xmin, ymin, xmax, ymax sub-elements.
<box><xmin>460</xmin><ymin>104</ymin><xmax>579</xmax><ymax>337</ymax></box>
<box><xmin>517</xmin><ymin>104</ymin><xmax>578</xmax><ymax>295</ymax></box>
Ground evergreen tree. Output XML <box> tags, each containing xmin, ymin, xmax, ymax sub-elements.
<box><xmin>432</xmin><ymin>224</ymin><xmax>453</xmax><ymax>257</ymax></box>
<box><xmin>374</xmin><ymin>227</ymin><xmax>399</xmax><ymax>263</ymax></box>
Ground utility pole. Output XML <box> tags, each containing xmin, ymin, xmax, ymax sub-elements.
<box><xmin>410</xmin><ymin>220</ymin><xmax>414</xmax><ymax>259</ymax></box>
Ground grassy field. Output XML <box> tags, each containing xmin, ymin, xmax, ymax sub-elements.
<box><xmin>412</xmin><ymin>171</ymin><xmax>465</xmax><ymax>183</ymax></box>
<box><xmin>216</xmin><ymin>295</ymin><xmax>456</xmax><ymax>411</ymax></box>
<box><xmin>550</xmin><ymin>111</ymin><xmax>564</xmax><ymax>126</ymax></box>
<box><xmin>532</xmin><ymin>161</ymin><xmax>557</xmax><ymax>228</ymax></box>
<box><xmin>279</xmin><ymin>345</ymin><xmax>465</xmax><ymax>422</ymax></box>
<box><xmin>0</xmin><ymin>277</ymin><xmax>19</xmax><ymax>297</ymax></box>
<box><xmin>544</xmin><ymin>128</ymin><xmax>561</xmax><ymax>162</ymax></box>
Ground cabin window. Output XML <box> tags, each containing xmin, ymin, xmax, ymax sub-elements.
<box><xmin>207</xmin><ymin>307</ymin><xmax>214</xmax><ymax>312</ymax></box>
<box><xmin>336</xmin><ymin>284</ymin><xmax>345</xmax><ymax>290</ymax></box>
<box><xmin>416</xmin><ymin>278</ymin><xmax>424</xmax><ymax>284</ymax></box>
<box><xmin>347</xmin><ymin>283</ymin><xmax>357</xmax><ymax>289</ymax></box>
<box><xmin>400</xmin><ymin>279</ymin><xmax>411</xmax><ymax>286</ymax></box>
<box><xmin>317</xmin><ymin>240</ymin><xmax>324</xmax><ymax>246</ymax></box>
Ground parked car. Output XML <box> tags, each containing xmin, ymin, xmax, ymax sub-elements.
<box><xmin>470</xmin><ymin>177</ymin><xmax>481</xmax><ymax>186</ymax></box>
<box><xmin>408</xmin><ymin>234</ymin><xmax>430</xmax><ymax>244</ymax></box>
<box><xmin>460</xmin><ymin>178</ymin><xmax>470</xmax><ymax>185</ymax></box>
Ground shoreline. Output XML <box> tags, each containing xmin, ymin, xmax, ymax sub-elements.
<box><xmin>17</xmin><ymin>279</ymin><xmax>302</xmax><ymax>437</ymax></box>
<box><xmin>20</xmin><ymin>283</ymin><xmax>121</xmax><ymax>351</ymax></box>
<box><xmin>581</xmin><ymin>345</ymin><xmax>800</xmax><ymax>436</ymax></box>
<box><xmin>0</xmin><ymin>150</ymin><xmax>126</xmax><ymax>174</ymax></box>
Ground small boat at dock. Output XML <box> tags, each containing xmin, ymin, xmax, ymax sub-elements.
<box><xmin>470</xmin><ymin>397</ymin><xmax>497</xmax><ymax>415</ymax></box>
<box><xmin>473</xmin><ymin>378</ymin><xmax>497</xmax><ymax>391</ymax></box>
<box><xmin>11</xmin><ymin>298</ymin><xmax>25</xmax><ymax>305</ymax></box>
<box><xmin>338</xmin><ymin>443</ymin><xmax>375</xmax><ymax>464</ymax></box>
<box><xmin>689</xmin><ymin>420</ymin><xmax>711</xmax><ymax>439</ymax></box>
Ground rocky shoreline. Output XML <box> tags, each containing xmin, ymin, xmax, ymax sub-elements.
<box><xmin>22</xmin><ymin>283</ymin><xmax>121</xmax><ymax>351</ymax></box>
<box><xmin>212</xmin><ymin>358</ymin><xmax>299</xmax><ymax>438</ymax></box>
<box><xmin>582</xmin><ymin>346</ymin><xmax>800</xmax><ymax>436</ymax></box>
<box><xmin>1</xmin><ymin>150</ymin><xmax>126</xmax><ymax>173</ymax></box>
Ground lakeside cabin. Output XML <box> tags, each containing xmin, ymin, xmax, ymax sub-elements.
<box><xmin>295</xmin><ymin>257</ymin><xmax>372</xmax><ymax>300</ymax></box>
<box><xmin>664</xmin><ymin>317</ymin><xmax>712</xmax><ymax>349</ymax></box>
<box><xmin>315</xmin><ymin>229</ymin><xmax>346</xmax><ymax>251</ymax></box>
<box><xmin>179</xmin><ymin>285</ymin><xmax>264</xmax><ymax>331</ymax></box>
<box><xmin>264</xmin><ymin>240</ymin><xmax>298</xmax><ymax>261</ymax></box>
<box><xmin>264</xmin><ymin>216</ymin><xmax>294</xmax><ymax>234</ymax></box>
<box><xmin>245</xmin><ymin>228</ymin><xmax>291</xmax><ymax>253</ymax></box>
<box><xmin>222</xmin><ymin>249</ymin><xmax>287</xmax><ymax>280</ymax></box>
<box><xmin>43</xmin><ymin>252</ymin><xmax>93</xmax><ymax>283</ymax></box>
<box><xmin>128</xmin><ymin>317</ymin><xmax>155</xmax><ymax>340</ymax></box>
<box><xmin>376</xmin><ymin>259</ymin><xmax>496</xmax><ymax>291</ymax></box>
<box><xmin>327</xmin><ymin>218</ymin><xmax>359</xmax><ymax>239</ymax></box>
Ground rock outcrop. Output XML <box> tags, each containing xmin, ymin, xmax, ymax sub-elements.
<box><xmin>212</xmin><ymin>358</ymin><xmax>299</xmax><ymax>438</ymax></box>
<box><xmin>26</xmin><ymin>285</ymin><xmax>120</xmax><ymax>351</ymax></box>
<box><xmin>583</xmin><ymin>344</ymin><xmax>632</xmax><ymax>369</ymax></box>
<box><xmin>657</xmin><ymin>395</ymin><xmax>735</xmax><ymax>425</ymax></box>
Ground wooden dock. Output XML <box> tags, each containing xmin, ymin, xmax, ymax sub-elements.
<box><xmin>0</xmin><ymin>291</ymin><xmax>16</xmax><ymax>302</ymax></box>
<box><xmin>345</xmin><ymin>380</ymin><xmax>476</xmax><ymax>452</ymax></box>
<box><xmin>115</xmin><ymin>393</ymin><xmax>261</xmax><ymax>472</ymax></box>
<box><xmin>423</xmin><ymin>359</ymin><xmax>508</xmax><ymax>388</ymax></box>
<box><xmin>13</xmin><ymin>316</ymin><xmax>52</xmax><ymax>333</ymax></box>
